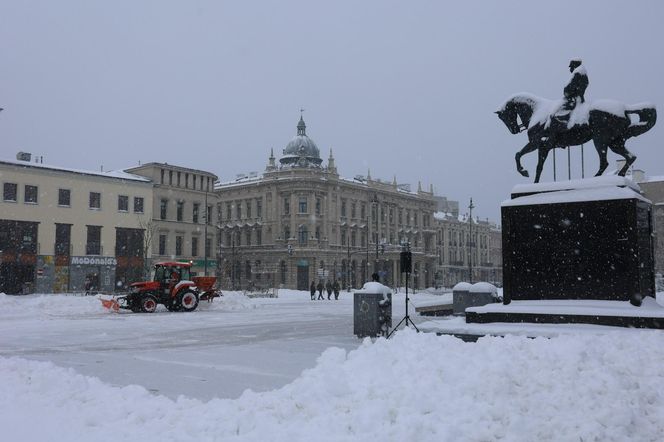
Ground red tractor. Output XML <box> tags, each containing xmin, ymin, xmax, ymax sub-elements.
<box><xmin>101</xmin><ymin>262</ymin><xmax>219</xmax><ymax>313</ymax></box>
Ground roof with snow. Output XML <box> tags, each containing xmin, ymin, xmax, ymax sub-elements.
<box><xmin>0</xmin><ymin>158</ymin><xmax>151</xmax><ymax>183</ymax></box>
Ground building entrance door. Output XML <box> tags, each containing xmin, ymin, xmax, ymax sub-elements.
<box><xmin>296</xmin><ymin>260</ymin><xmax>309</xmax><ymax>291</ymax></box>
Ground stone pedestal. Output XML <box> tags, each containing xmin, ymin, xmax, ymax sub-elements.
<box><xmin>501</xmin><ymin>176</ymin><xmax>655</xmax><ymax>305</ymax></box>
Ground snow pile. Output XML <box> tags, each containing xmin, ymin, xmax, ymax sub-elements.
<box><xmin>198</xmin><ymin>291</ymin><xmax>258</xmax><ymax>311</ymax></box>
<box><xmin>0</xmin><ymin>293</ymin><xmax>103</xmax><ymax>319</ymax></box>
<box><xmin>3</xmin><ymin>329</ymin><xmax>664</xmax><ymax>441</ymax></box>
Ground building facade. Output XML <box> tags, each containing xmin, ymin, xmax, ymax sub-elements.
<box><xmin>433</xmin><ymin>211</ymin><xmax>502</xmax><ymax>288</ymax></box>
<box><xmin>216</xmin><ymin>117</ymin><xmax>439</xmax><ymax>291</ymax></box>
<box><xmin>0</xmin><ymin>156</ymin><xmax>153</xmax><ymax>294</ymax></box>
<box><xmin>636</xmin><ymin>172</ymin><xmax>664</xmax><ymax>282</ymax></box>
<box><xmin>125</xmin><ymin>163</ymin><xmax>219</xmax><ymax>277</ymax></box>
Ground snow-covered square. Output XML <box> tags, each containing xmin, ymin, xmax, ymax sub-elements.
<box><xmin>2</xmin><ymin>290</ymin><xmax>664</xmax><ymax>441</ymax></box>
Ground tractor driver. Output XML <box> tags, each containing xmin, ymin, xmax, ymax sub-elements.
<box><xmin>167</xmin><ymin>267</ymin><xmax>181</xmax><ymax>294</ymax></box>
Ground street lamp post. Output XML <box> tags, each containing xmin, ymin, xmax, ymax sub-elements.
<box><xmin>371</xmin><ymin>192</ymin><xmax>379</xmax><ymax>262</ymax></box>
<box><xmin>468</xmin><ymin>201</ymin><xmax>473</xmax><ymax>283</ymax></box>
<box><xmin>231</xmin><ymin>232</ymin><xmax>236</xmax><ymax>290</ymax></box>
<box><xmin>204</xmin><ymin>190</ymin><xmax>208</xmax><ymax>276</ymax></box>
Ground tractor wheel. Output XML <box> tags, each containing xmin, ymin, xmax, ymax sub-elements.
<box><xmin>178</xmin><ymin>290</ymin><xmax>199</xmax><ymax>312</ymax></box>
<box><xmin>139</xmin><ymin>295</ymin><xmax>158</xmax><ymax>313</ymax></box>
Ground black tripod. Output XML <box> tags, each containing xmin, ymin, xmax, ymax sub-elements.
<box><xmin>387</xmin><ymin>271</ymin><xmax>419</xmax><ymax>338</ymax></box>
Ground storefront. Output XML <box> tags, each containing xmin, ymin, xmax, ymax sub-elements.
<box><xmin>68</xmin><ymin>256</ymin><xmax>117</xmax><ymax>293</ymax></box>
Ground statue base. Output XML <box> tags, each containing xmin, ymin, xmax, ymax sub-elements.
<box><xmin>467</xmin><ymin>176</ymin><xmax>657</xmax><ymax>329</ymax></box>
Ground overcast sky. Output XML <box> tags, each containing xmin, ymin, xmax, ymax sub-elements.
<box><xmin>1</xmin><ymin>0</ymin><xmax>663</xmax><ymax>221</ymax></box>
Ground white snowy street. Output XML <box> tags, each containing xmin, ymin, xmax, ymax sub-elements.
<box><xmin>0</xmin><ymin>290</ymin><xmax>375</xmax><ymax>401</ymax></box>
<box><xmin>3</xmin><ymin>290</ymin><xmax>664</xmax><ymax>441</ymax></box>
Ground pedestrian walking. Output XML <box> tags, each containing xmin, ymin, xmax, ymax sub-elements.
<box><xmin>326</xmin><ymin>280</ymin><xmax>332</xmax><ymax>300</ymax></box>
<box><xmin>317</xmin><ymin>280</ymin><xmax>324</xmax><ymax>300</ymax></box>
<box><xmin>333</xmin><ymin>280</ymin><xmax>340</xmax><ymax>300</ymax></box>
<box><xmin>310</xmin><ymin>280</ymin><xmax>316</xmax><ymax>300</ymax></box>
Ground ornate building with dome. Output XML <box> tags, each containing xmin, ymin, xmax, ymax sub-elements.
<box><xmin>215</xmin><ymin>116</ymin><xmax>439</xmax><ymax>291</ymax></box>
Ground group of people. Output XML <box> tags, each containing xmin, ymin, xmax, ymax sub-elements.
<box><xmin>310</xmin><ymin>280</ymin><xmax>341</xmax><ymax>300</ymax></box>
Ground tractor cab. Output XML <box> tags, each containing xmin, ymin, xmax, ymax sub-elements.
<box><xmin>154</xmin><ymin>262</ymin><xmax>192</xmax><ymax>295</ymax></box>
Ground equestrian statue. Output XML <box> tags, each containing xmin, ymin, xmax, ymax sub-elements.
<box><xmin>496</xmin><ymin>59</ymin><xmax>657</xmax><ymax>183</ymax></box>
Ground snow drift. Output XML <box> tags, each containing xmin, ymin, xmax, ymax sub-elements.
<box><xmin>2</xmin><ymin>328</ymin><xmax>664</xmax><ymax>441</ymax></box>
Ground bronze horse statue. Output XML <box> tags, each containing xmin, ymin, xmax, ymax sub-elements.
<box><xmin>496</xmin><ymin>93</ymin><xmax>657</xmax><ymax>182</ymax></box>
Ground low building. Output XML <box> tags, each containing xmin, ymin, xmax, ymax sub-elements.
<box><xmin>0</xmin><ymin>155</ymin><xmax>153</xmax><ymax>294</ymax></box>
<box><xmin>124</xmin><ymin>163</ymin><xmax>219</xmax><ymax>277</ymax></box>
<box><xmin>216</xmin><ymin>116</ymin><xmax>439</xmax><ymax>291</ymax></box>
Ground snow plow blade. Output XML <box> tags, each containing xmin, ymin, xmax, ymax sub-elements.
<box><xmin>100</xmin><ymin>297</ymin><xmax>120</xmax><ymax>312</ymax></box>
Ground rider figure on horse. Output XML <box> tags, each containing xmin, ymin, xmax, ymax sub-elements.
<box><xmin>553</xmin><ymin>59</ymin><xmax>589</xmax><ymax>126</ymax></box>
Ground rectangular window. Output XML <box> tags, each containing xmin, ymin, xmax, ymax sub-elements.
<box><xmin>298</xmin><ymin>227</ymin><xmax>307</xmax><ymax>245</ymax></box>
<box><xmin>205</xmin><ymin>237</ymin><xmax>211</xmax><ymax>257</ymax></box>
<box><xmin>86</xmin><ymin>225</ymin><xmax>102</xmax><ymax>255</ymax></box>
<box><xmin>192</xmin><ymin>175</ymin><xmax>197</xmax><ymax>190</ymax></box>
<box><xmin>185</xmin><ymin>173</ymin><xmax>189</xmax><ymax>188</ymax></box>
<box><xmin>361</xmin><ymin>203</ymin><xmax>366</xmax><ymax>220</ymax></box>
<box><xmin>177</xmin><ymin>201</ymin><xmax>184</xmax><ymax>221</ymax></box>
<box><xmin>341</xmin><ymin>229</ymin><xmax>347</xmax><ymax>246</ymax></box>
<box><xmin>55</xmin><ymin>223</ymin><xmax>71</xmax><ymax>256</ymax></box>
<box><xmin>256</xmin><ymin>199</ymin><xmax>262</xmax><ymax>218</ymax></box>
<box><xmin>177</xmin><ymin>172</ymin><xmax>181</xmax><ymax>187</ymax></box>
<box><xmin>58</xmin><ymin>189</ymin><xmax>71</xmax><ymax>207</ymax></box>
<box><xmin>315</xmin><ymin>198</ymin><xmax>321</xmax><ymax>216</ymax></box>
<box><xmin>341</xmin><ymin>200</ymin><xmax>347</xmax><ymax>217</ymax></box>
<box><xmin>246</xmin><ymin>230</ymin><xmax>252</xmax><ymax>245</ymax></box>
<box><xmin>226</xmin><ymin>203</ymin><xmax>232</xmax><ymax>221</ymax></box>
<box><xmin>207</xmin><ymin>205</ymin><xmax>212</xmax><ymax>225</ymax></box>
<box><xmin>351</xmin><ymin>231</ymin><xmax>357</xmax><ymax>247</ymax></box>
<box><xmin>25</xmin><ymin>185</ymin><xmax>38</xmax><ymax>204</ymax></box>
<box><xmin>134</xmin><ymin>197</ymin><xmax>144</xmax><ymax>213</ymax></box>
<box><xmin>284</xmin><ymin>226</ymin><xmax>290</xmax><ymax>240</ymax></box>
<box><xmin>175</xmin><ymin>236</ymin><xmax>183</xmax><ymax>256</ymax></box>
<box><xmin>158</xmin><ymin>234</ymin><xmax>167</xmax><ymax>255</ymax></box>
<box><xmin>351</xmin><ymin>203</ymin><xmax>356</xmax><ymax>219</ymax></box>
<box><xmin>193</xmin><ymin>203</ymin><xmax>200</xmax><ymax>223</ymax></box>
<box><xmin>169</xmin><ymin>170</ymin><xmax>173</xmax><ymax>185</ymax></box>
<box><xmin>298</xmin><ymin>197</ymin><xmax>307</xmax><ymax>214</ymax></box>
<box><xmin>256</xmin><ymin>229</ymin><xmax>262</xmax><ymax>245</ymax></box>
<box><xmin>160</xmin><ymin>169</ymin><xmax>165</xmax><ymax>184</ymax></box>
<box><xmin>191</xmin><ymin>237</ymin><xmax>199</xmax><ymax>257</ymax></box>
<box><xmin>118</xmin><ymin>195</ymin><xmax>129</xmax><ymax>212</ymax></box>
<box><xmin>315</xmin><ymin>226</ymin><xmax>320</xmax><ymax>241</ymax></box>
<box><xmin>160</xmin><ymin>199</ymin><xmax>168</xmax><ymax>220</ymax></box>
<box><xmin>3</xmin><ymin>183</ymin><xmax>17</xmax><ymax>202</ymax></box>
<box><xmin>246</xmin><ymin>200</ymin><xmax>252</xmax><ymax>218</ymax></box>
<box><xmin>236</xmin><ymin>202</ymin><xmax>242</xmax><ymax>219</ymax></box>
<box><xmin>89</xmin><ymin>192</ymin><xmax>101</xmax><ymax>209</ymax></box>
<box><xmin>284</xmin><ymin>197</ymin><xmax>290</xmax><ymax>215</ymax></box>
